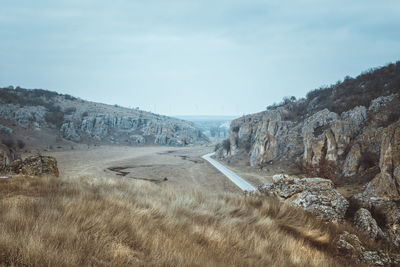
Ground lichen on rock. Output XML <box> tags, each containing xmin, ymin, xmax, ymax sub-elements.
<box><xmin>259</xmin><ymin>176</ymin><xmax>349</xmax><ymax>222</ymax></box>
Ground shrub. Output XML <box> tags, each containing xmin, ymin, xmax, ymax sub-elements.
<box><xmin>222</xmin><ymin>139</ymin><xmax>231</xmax><ymax>153</ymax></box>
<box><xmin>64</xmin><ymin>94</ymin><xmax>77</xmax><ymax>101</ymax></box>
<box><xmin>2</xmin><ymin>138</ymin><xmax>15</xmax><ymax>149</ymax></box>
<box><xmin>214</xmin><ymin>143</ymin><xmax>222</xmax><ymax>152</ymax></box>
<box><xmin>17</xmin><ymin>139</ymin><xmax>25</xmax><ymax>149</ymax></box>
<box><xmin>64</xmin><ymin>107</ymin><xmax>77</xmax><ymax>115</ymax></box>
<box><xmin>45</xmin><ymin>111</ymin><xmax>65</xmax><ymax>128</ymax></box>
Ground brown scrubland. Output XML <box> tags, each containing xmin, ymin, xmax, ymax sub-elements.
<box><xmin>0</xmin><ymin>168</ymin><xmax>380</xmax><ymax>266</ymax></box>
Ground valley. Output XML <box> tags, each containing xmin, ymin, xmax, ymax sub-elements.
<box><xmin>47</xmin><ymin>145</ymin><xmax>241</xmax><ymax>193</ymax></box>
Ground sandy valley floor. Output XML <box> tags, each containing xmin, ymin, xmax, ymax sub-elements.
<box><xmin>46</xmin><ymin>145</ymin><xmax>242</xmax><ymax>193</ymax></box>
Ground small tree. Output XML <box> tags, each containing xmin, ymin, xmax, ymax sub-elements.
<box><xmin>222</xmin><ymin>139</ymin><xmax>231</xmax><ymax>154</ymax></box>
<box><xmin>17</xmin><ymin>139</ymin><xmax>25</xmax><ymax>149</ymax></box>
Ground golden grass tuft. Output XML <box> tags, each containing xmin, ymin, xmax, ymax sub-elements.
<box><xmin>0</xmin><ymin>175</ymin><xmax>360</xmax><ymax>266</ymax></box>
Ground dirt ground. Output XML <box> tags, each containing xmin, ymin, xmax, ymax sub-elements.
<box><xmin>45</xmin><ymin>145</ymin><xmax>243</xmax><ymax>194</ymax></box>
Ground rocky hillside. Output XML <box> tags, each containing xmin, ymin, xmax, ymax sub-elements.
<box><xmin>217</xmin><ymin>62</ymin><xmax>400</xmax><ymax>257</ymax></box>
<box><xmin>221</xmin><ymin>62</ymin><xmax>400</xmax><ymax>186</ymax></box>
<box><xmin>0</xmin><ymin>87</ymin><xmax>208</xmax><ymax>149</ymax></box>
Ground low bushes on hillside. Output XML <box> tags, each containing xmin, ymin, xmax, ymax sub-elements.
<box><xmin>267</xmin><ymin>61</ymin><xmax>400</xmax><ymax>121</ymax></box>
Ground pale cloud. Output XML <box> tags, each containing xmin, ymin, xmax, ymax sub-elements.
<box><xmin>1</xmin><ymin>0</ymin><xmax>400</xmax><ymax>116</ymax></box>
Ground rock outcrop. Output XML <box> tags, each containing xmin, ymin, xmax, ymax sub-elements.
<box><xmin>221</xmin><ymin>92</ymin><xmax>400</xmax><ymax>191</ymax></box>
<box><xmin>353</xmin><ymin>208</ymin><xmax>385</xmax><ymax>240</ymax></box>
<box><xmin>221</xmin><ymin>62</ymin><xmax>400</xmax><ymax>186</ymax></box>
<box><xmin>1</xmin><ymin>155</ymin><xmax>59</xmax><ymax>177</ymax></box>
<box><xmin>0</xmin><ymin>143</ymin><xmax>14</xmax><ymax>169</ymax></box>
<box><xmin>258</xmin><ymin>175</ymin><xmax>349</xmax><ymax>222</ymax></box>
<box><xmin>0</xmin><ymin>87</ymin><xmax>208</xmax><ymax>147</ymax></box>
<box><xmin>337</xmin><ymin>231</ymin><xmax>399</xmax><ymax>266</ymax></box>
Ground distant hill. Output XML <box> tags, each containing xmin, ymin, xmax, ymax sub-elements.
<box><xmin>0</xmin><ymin>87</ymin><xmax>208</xmax><ymax>150</ymax></box>
<box><xmin>174</xmin><ymin>115</ymin><xmax>238</xmax><ymax>122</ymax></box>
<box><xmin>176</xmin><ymin>115</ymin><xmax>237</xmax><ymax>139</ymax></box>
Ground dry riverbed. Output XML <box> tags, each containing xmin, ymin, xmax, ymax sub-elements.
<box><xmin>46</xmin><ymin>145</ymin><xmax>242</xmax><ymax>193</ymax></box>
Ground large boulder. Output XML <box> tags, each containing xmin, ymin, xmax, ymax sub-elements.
<box><xmin>337</xmin><ymin>231</ymin><xmax>396</xmax><ymax>266</ymax></box>
<box><xmin>353</xmin><ymin>208</ymin><xmax>385</xmax><ymax>240</ymax></box>
<box><xmin>259</xmin><ymin>176</ymin><xmax>349</xmax><ymax>222</ymax></box>
<box><xmin>4</xmin><ymin>155</ymin><xmax>59</xmax><ymax>177</ymax></box>
<box><xmin>352</xmin><ymin>195</ymin><xmax>400</xmax><ymax>248</ymax></box>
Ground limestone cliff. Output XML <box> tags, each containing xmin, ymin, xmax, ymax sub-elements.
<box><xmin>221</xmin><ymin>62</ymin><xmax>400</xmax><ymax>251</ymax></box>
<box><xmin>222</xmin><ymin>62</ymin><xmax>400</xmax><ymax>186</ymax></box>
<box><xmin>0</xmin><ymin>87</ymin><xmax>208</xmax><ymax>147</ymax></box>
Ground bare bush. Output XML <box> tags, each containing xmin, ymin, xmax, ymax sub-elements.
<box><xmin>1</xmin><ymin>138</ymin><xmax>15</xmax><ymax>149</ymax></box>
<box><xmin>17</xmin><ymin>139</ymin><xmax>25</xmax><ymax>149</ymax></box>
<box><xmin>64</xmin><ymin>107</ymin><xmax>77</xmax><ymax>115</ymax></box>
<box><xmin>45</xmin><ymin>111</ymin><xmax>65</xmax><ymax>128</ymax></box>
<box><xmin>222</xmin><ymin>138</ymin><xmax>231</xmax><ymax>153</ymax></box>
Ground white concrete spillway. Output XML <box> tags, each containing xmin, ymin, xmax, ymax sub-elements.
<box><xmin>202</xmin><ymin>152</ymin><xmax>256</xmax><ymax>192</ymax></box>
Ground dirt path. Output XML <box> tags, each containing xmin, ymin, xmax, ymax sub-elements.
<box><xmin>46</xmin><ymin>145</ymin><xmax>241</xmax><ymax>193</ymax></box>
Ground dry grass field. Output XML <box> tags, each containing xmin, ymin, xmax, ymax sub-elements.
<box><xmin>0</xmin><ymin>146</ymin><xmax>371</xmax><ymax>266</ymax></box>
<box><xmin>0</xmin><ymin>174</ymin><xmax>356</xmax><ymax>267</ymax></box>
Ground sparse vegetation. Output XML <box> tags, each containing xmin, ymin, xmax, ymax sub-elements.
<box><xmin>266</xmin><ymin>61</ymin><xmax>400</xmax><ymax>121</ymax></box>
<box><xmin>232</xmin><ymin>126</ymin><xmax>240</xmax><ymax>133</ymax></box>
<box><xmin>0</xmin><ymin>174</ymin><xmax>370</xmax><ymax>266</ymax></box>
<box><xmin>0</xmin><ymin>87</ymin><xmax>75</xmax><ymax>110</ymax></box>
<box><xmin>45</xmin><ymin>110</ymin><xmax>65</xmax><ymax>128</ymax></box>
<box><xmin>17</xmin><ymin>139</ymin><xmax>25</xmax><ymax>149</ymax></box>
<box><xmin>1</xmin><ymin>138</ymin><xmax>15</xmax><ymax>149</ymax></box>
<box><xmin>64</xmin><ymin>107</ymin><xmax>77</xmax><ymax>115</ymax></box>
<box><xmin>222</xmin><ymin>138</ymin><xmax>231</xmax><ymax>153</ymax></box>
<box><xmin>214</xmin><ymin>142</ymin><xmax>222</xmax><ymax>152</ymax></box>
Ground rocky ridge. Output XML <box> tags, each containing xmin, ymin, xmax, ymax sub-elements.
<box><xmin>0</xmin><ymin>87</ymin><xmax>208</xmax><ymax>147</ymax></box>
<box><xmin>218</xmin><ymin>62</ymin><xmax>400</xmax><ymax>264</ymax></box>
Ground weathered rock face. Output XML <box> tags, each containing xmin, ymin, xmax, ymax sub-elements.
<box><xmin>225</xmin><ymin>94</ymin><xmax>399</xmax><ymax>185</ymax></box>
<box><xmin>337</xmin><ymin>231</ymin><xmax>398</xmax><ymax>266</ymax></box>
<box><xmin>60</xmin><ymin>122</ymin><xmax>81</xmax><ymax>142</ymax></box>
<box><xmin>228</xmin><ymin>109</ymin><xmax>304</xmax><ymax>167</ymax></box>
<box><xmin>0</xmin><ymin>125</ymin><xmax>13</xmax><ymax>134</ymax></box>
<box><xmin>351</xmin><ymin>194</ymin><xmax>400</xmax><ymax>248</ymax></box>
<box><xmin>0</xmin><ymin>143</ymin><xmax>14</xmax><ymax>169</ymax></box>
<box><xmin>59</xmin><ymin>113</ymin><xmax>207</xmax><ymax>146</ymax></box>
<box><xmin>0</xmin><ymin>104</ymin><xmax>47</xmax><ymax>128</ymax></box>
<box><xmin>129</xmin><ymin>135</ymin><xmax>146</xmax><ymax>145</ymax></box>
<box><xmin>353</xmin><ymin>208</ymin><xmax>385</xmax><ymax>240</ymax></box>
<box><xmin>259</xmin><ymin>176</ymin><xmax>349</xmax><ymax>222</ymax></box>
<box><xmin>363</xmin><ymin>121</ymin><xmax>400</xmax><ymax>198</ymax></box>
<box><xmin>0</xmin><ymin>88</ymin><xmax>208</xmax><ymax>147</ymax></box>
<box><xmin>1</xmin><ymin>155</ymin><xmax>59</xmax><ymax>177</ymax></box>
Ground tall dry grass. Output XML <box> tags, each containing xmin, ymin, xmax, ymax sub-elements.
<box><xmin>0</xmin><ymin>174</ymin><xmax>357</xmax><ymax>266</ymax></box>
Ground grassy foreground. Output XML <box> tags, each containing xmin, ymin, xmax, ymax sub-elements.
<box><xmin>0</xmin><ymin>175</ymin><xmax>359</xmax><ymax>266</ymax></box>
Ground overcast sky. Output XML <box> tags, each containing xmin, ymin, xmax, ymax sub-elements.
<box><xmin>1</xmin><ymin>0</ymin><xmax>400</xmax><ymax>116</ymax></box>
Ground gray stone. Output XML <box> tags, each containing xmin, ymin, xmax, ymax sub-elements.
<box><xmin>259</xmin><ymin>177</ymin><xmax>349</xmax><ymax>222</ymax></box>
<box><xmin>0</xmin><ymin>143</ymin><xmax>14</xmax><ymax>170</ymax></box>
<box><xmin>60</xmin><ymin>122</ymin><xmax>81</xmax><ymax>142</ymax></box>
<box><xmin>353</xmin><ymin>208</ymin><xmax>385</xmax><ymax>240</ymax></box>
<box><xmin>0</xmin><ymin>125</ymin><xmax>13</xmax><ymax>134</ymax></box>
<box><xmin>395</xmin><ymin>166</ymin><xmax>400</xmax><ymax>187</ymax></box>
<box><xmin>129</xmin><ymin>135</ymin><xmax>146</xmax><ymax>144</ymax></box>
<box><xmin>337</xmin><ymin>231</ymin><xmax>393</xmax><ymax>266</ymax></box>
